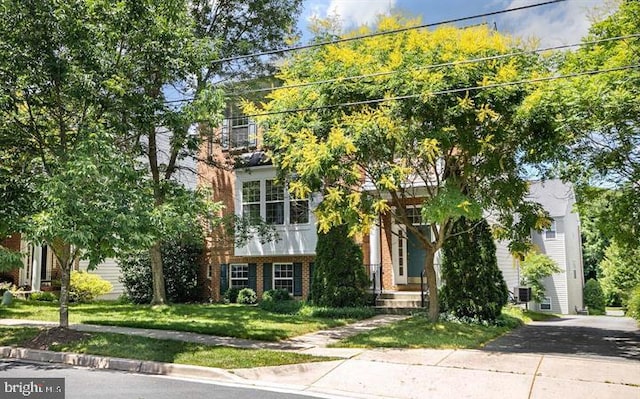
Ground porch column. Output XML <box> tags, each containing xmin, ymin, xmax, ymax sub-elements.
<box><xmin>31</xmin><ymin>245</ymin><xmax>42</xmax><ymax>291</ymax></box>
<box><xmin>369</xmin><ymin>219</ymin><xmax>381</xmax><ymax>287</ymax></box>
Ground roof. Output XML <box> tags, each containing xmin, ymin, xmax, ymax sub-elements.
<box><xmin>527</xmin><ymin>180</ymin><xmax>576</xmax><ymax>217</ymax></box>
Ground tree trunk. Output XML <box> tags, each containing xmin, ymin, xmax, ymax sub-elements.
<box><xmin>424</xmin><ymin>249</ymin><xmax>439</xmax><ymax>321</ymax></box>
<box><xmin>150</xmin><ymin>241</ymin><xmax>167</xmax><ymax>305</ymax></box>
<box><xmin>58</xmin><ymin>264</ymin><xmax>71</xmax><ymax>328</ymax></box>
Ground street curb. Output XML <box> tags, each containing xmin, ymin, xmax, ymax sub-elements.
<box><xmin>0</xmin><ymin>346</ymin><xmax>244</xmax><ymax>382</ymax></box>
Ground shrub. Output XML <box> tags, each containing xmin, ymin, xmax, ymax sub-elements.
<box><xmin>440</xmin><ymin>218</ymin><xmax>509</xmax><ymax>322</ymax></box>
<box><xmin>262</xmin><ymin>288</ymin><xmax>292</xmax><ymax>302</ymax></box>
<box><xmin>520</xmin><ymin>251</ymin><xmax>562</xmax><ymax>303</ymax></box>
<box><xmin>258</xmin><ymin>298</ymin><xmax>302</xmax><ymax>314</ymax></box>
<box><xmin>584</xmin><ymin>278</ymin><xmax>606</xmax><ymax>314</ymax></box>
<box><xmin>29</xmin><ymin>291</ymin><xmax>58</xmax><ymax>302</ymax></box>
<box><xmin>119</xmin><ymin>238</ymin><xmax>203</xmax><ymax>304</ymax></box>
<box><xmin>627</xmin><ymin>285</ymin><xmax>640</xmax><ymax>320</ymax></box>
<box><xmin>69</xmin><ymin>271</ymin><xmax>112</xmax><ymax>303</ymax></box>
<box><xmin>237</xmin><ymin>288</ymin><xmax>257</xmax><ymax>304</ymax></box>
<box><xmin>223</xmin><ymin>287</ymin><xmax>241</xmax><ymax>304</ymax></box>
<box><xmin>309</xmin><ymin>224</ymin><xmax>369</xmax><ymax>308</ymax></box>
<box><xmin>305</xmin><ymin>306</ymin><xmax>376</xmax><ymax>319</ymax></box>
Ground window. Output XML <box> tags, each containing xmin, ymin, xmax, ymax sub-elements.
<box><xmin>406</xmin><ymin>207</ymin><xmax>424</xmax><ymax>225</ymax></box>
<box><xmin>544</xmin><ymin>220</ymin><xmax>557</xmax><ymax>240</ymax></box>
<box><xmin>230</xmin><ymin>264</ymin><xmax>249</xmax><ymax>288</ymax></box>
<box><xmin>239</xmin><ymin>179</ymin><xmax>310</xmax><ymax>226</ymax></box>
<box><xmin>265</xmin><ymin>180</ymin><xmax>284</xmax><ymax>225</ymax></box>
<box><xmin>540</xmin><ymin>297</ymin><xmax>552</xmax><ymax>311</ymax></box>
<box><xmin>221</xmin><ymin>117</ymin><xmax>257</xmax><ymax>150</ymax></box>
<box><xmin>274</xmin><ymin>263</ymin><xmax>294</xmax><ymax>293</ymax></box>
<box><xmin>207</xmin><ymin>264</ymin><xmax>213</xmax><ymax>279</ymax></box>
<box><xmin>242</xmin><ymin>180</ymin><xmax>261</xmax><ymax>223</ymax></box>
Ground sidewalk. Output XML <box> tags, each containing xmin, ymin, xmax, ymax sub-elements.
<box><xmin>2</xmin><ymin>316</ymin><xmax>640</xmax><ymax>399</ymax></box>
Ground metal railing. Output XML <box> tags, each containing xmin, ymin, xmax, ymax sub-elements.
<box><xmin>420</xmin><ymin>270</ymin><xmax>426</xmax><ymax>308</ymax></box>
<box><xmin>365</xmin><ymin>263</ymin><xmax>382</xmax><ymax>299</ymax></box>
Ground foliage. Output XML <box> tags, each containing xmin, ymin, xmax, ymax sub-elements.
<box><xmin>251</xmin><ymin>16</ymin><xmax>553</xmax><ymax>320</ymax></box>
<box><xmin>29</xmin><ymin>291</ymin><xmax>58</xmax><ymax>302</ymax></box>
<box><xmin>522</xmin><ymin>1</ymin><xmax>640</xmax><ymax>247</ymax></box>
<box><xmin>576</xmin><ymin>187</ymin><xmax>612</xmax><ymax>280</ymax></box>
<box><xmin>626</xmin><ymin>285</ymin><xmax>640</xmax><ymax>320</ymax></box>
<box><xmin>119</xmin><ymin>238</ymin><xmax>204</xmax><ymax>304</ymax></box>
<box><xmin>584</xmin><ymin>279</ymin><xmax>606</xmax><ymax>314</ymax></box>
<box><xmin>223</xmin><ymin>287</ymin><xmax>241</xmax><ymax>304</ymax></box>
<box><xmin>300</xmin><ymin>306</ymin><xmax>376</xmax><ymax>320</ymax></box>
<box><xmin>0</xmin><ymin>282</ymin><xmax>23</xmax><ymax>295</ymax></box>
<box><xmin>0</xmin><ymin>245</ymin><xmax>23</xmax><ymax>273</ymax></box>
<box><xmin>258</xmin><ymin>298</ymin><xmax>303</xmax><ymax>315</ymax></box>
<box><xmin>262</xmin><ymin>288</ymin><xmax>293</xmax><ymax>302</ymax></box>
<box><xmin>237</xmin><ymin>288</ymin><xmax>257</xmax><ymax>305</ymax></box>
<box><xmin>69</xmin><ymin>272</ymin><xmax>112</xmax><ymax>303</ymax></box>
<box><xmin>310</xmin><ymin>224</ymin><xmax>369</xmax><ymax>307</ymax></box>
<box><xmin>599</xmin><ymin>241</ymin><xmax>640</xmax><ymax>306</ymax></box>
<box><xmin>520</xmin><ymin>251</ymin><xmax>562</xmax><ymax>303</ymax></box>
<box><xmin>440</xmin><ymin>218</ymin><xmax>509</xmax><ymax>321</ymax></box>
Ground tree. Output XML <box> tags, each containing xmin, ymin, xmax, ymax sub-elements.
<box><xmin>583</xmin><ymin>278</ymin><xmax>606</xmax><ymax>314</ymax></box>
<box><xmin>250</xmin><ymin>17</ymin><xmax>552</xmax><ymax>320</ymax></box>
<box><xmin>310</xmin><ymin>224</ymin><xmax>369</xmax><ymax>307</ymax></box>
<box><xmin>599</xmin><ymin>241</ymin><xmax>640</xmax><ymax>306</ymax></box>
<box><xmin>522</xmin><ymin>1</ymin><xmax>640</xmax><ymax>248</ymax></box>
<box><xmin>576</xmin><ymin>187</ymin><xmax>612</xmax><ymax>280</ymax></box>
<box><xmin>520</xmin><ymin>251</ymin><xmax>562</xmax><ymax>303</ymax></box>
<box><xmin>440</xmin><ymin>218</ymin><xmax>509</xmax><ymax>322</ymax></box>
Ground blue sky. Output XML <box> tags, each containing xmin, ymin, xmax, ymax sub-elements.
<box><xmin>299</xmin><ymin>0</ymin><xmax>611</xmax><ymax>46</ymax></box>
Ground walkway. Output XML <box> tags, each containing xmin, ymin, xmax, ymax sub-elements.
<box><xmin>0</xmin><ymin>314</ymin><xmax>408</xmax><ymax>356</ymax></box>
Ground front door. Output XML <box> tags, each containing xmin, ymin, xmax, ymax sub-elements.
<box><xmin>406</xmin><ymin>226</ymin><xmax>429</xmax><ymax>284</ymax></box>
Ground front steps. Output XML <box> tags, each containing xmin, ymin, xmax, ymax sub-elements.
<box><xmin>374</xmin><ymin>291</ymin><xmax>426</xmax><ymax>314</ymax></box>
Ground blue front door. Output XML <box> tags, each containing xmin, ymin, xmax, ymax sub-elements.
<box><xmin>406</xmin><ymin>226</ymin><xmax>429</xmax><ymax>279</ymax></box>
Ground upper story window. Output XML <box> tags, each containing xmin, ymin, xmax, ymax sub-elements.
<box><xmin>544</xmin><ymin>220</ymin><xmax>557</xmax><ymax>240</ymax></box>
<box><xmin>240</xmin><ymin>178</ymin><xmax>309</xmax><ymax>226</ymax></box>
<box><xmin>221</xmin><ymin>117</ymin><xmax>257</xmax><ymax>151</ymax></box>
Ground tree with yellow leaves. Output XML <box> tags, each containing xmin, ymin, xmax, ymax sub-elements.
<box><xmin>249</xmin><ymin>16</ymin><xmax>553</xmax><ymax>321</ymax></box>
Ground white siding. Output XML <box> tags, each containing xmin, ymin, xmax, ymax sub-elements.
<box><xmin>78</xmin><ymin>258</ymin><xmax>123</xmax><ymax>300</ymax></box>
<box><xmin>496</xmin><ymin>239</ymin><xmax>519</xmax><ymax>294</ymax></box>
<box><xmin>532</xmin><ymin>217</ymin><xmax>569</xmax><ymax>314</ymax></box>
<box><xmin>235</xmin><ymin>166</ymin><xmax>318</xmax><ymax>257</ymax></box>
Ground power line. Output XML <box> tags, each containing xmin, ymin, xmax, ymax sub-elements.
<box><xmin>213</xmin><ymin>64</ymin><xmax>639</xmax><ymax>121</ymax></box>
<box><xmin>211</xmin><ymin>0</ymin><xmax>568</xmax><ymax>65</ymax></box>
<box><xmin>227</xmin><ymin>33</ymin><xmax>640</xmax><ymax>97</ymax></box>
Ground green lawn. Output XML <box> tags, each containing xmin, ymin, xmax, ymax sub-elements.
<box><xmin>332</xmin><ymin>306</ymin><xmax>559</xmax><ymax>349</ymax></box>
<box><xmin>0</xmin><ymin>326</ymin><xmax>334</xmax><ymax>369</ymax></box>
<box><xmin>0</xmin><ymin>300</ymin><xmax>355</xmax><ymax>341</ymax></box>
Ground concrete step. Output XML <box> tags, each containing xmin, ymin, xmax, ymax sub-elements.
<box><xmin>375</xmin><ymin>299</ymin><xmax>424</xmax><ymax>308</ymax></box>
<box><xmin>374</xmin><ymin>306</ymin><xmax>426</xmax><ymax>315</ymax></box>
<box><xmin>378</xmin><ymin>292</ymin><xmax>424</xmax><ymax>301</ymax></box>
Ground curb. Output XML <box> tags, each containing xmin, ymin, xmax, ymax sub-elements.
<box><xmin>0</xmin><ymin>346</ymin><xmax>244</xmax><ymax>382</ymax></box>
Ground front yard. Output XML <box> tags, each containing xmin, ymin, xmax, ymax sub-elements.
<box><xmin>0</xmin><ymin>300</ymin><xmax>357</xmax><ymax>341</ymax></box>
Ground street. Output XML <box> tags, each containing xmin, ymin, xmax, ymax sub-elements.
<box><xmin>0</xmin><ymin>360</ymin><xmax>334</xmax><ymax>399</ymax></box>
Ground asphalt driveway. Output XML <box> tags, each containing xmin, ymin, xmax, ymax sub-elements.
<box><xmin>483</xmin><ymin>314</ymin><xmax>640</xmax><ymax>361</ymax></box>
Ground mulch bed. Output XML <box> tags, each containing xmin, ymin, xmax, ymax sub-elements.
<box><xmin>23</xmin><ymin>327</ymin><xmax>91</xmax><ymax>350</ymax></box>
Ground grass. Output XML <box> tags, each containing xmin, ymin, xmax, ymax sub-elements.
<box><xmin>0</xmin><ymin>327</ymin><xmax>334</xmax><ymax>369</ymax></box>
<box><xmin>0</xmin><ymin>300</ymin><xmax>360</xmax><ymax>341</ymax></box>
<box><xmin>332</xmin><ymin>306</ymin><xmax>560</xmax><ymax>349</ymax></box>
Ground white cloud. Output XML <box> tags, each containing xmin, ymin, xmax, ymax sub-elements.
<box><xmin>498</xmin><ymin>0</ymin><xmax>609</xmax><ymax>47</ymax></box>
<box><xmin>313</xmin><ymin>0</ymin><xmax>397</xmax><ymax>28</ymax></box>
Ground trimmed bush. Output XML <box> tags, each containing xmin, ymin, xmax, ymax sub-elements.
<box><xmin>259</xmin><ymin>299</ymin><xmax>303</xmax><ymax>314</ymax></box>
<box><xmin>223</xmin><ymin>287</ymin><xmax>241</xmax><ymax>304</ymax></box>
<box><xmin>69</xmin><ymin>271</ymin><xmax>112</xmax><ymax>303</ymax></box>
<box><xmin>440</xmin><ymin>218</ymin><xmax>509</xmax><ymax>322</ymax></box>
<box><xmin>119</xmin><ymin>238</ymin><xmax>203</xmax><ymax>304</ymax></box>
<box><xmin>309</xmin><ymin>224</ymin><xmax>369</xmax><ymax>308</ymax></box>
<box><xmin>237</xmin><ymin>288</ymin><xmax>257</xmax><ymax>304</ymax></box>
<box><xmin>584</xmin><ymin>278</ymin><xmax>606</xmax><ymax>314</ymax></box>
<box><xmin>29</xmin><ymin>291</ymin><xmax>58</xmax><ymax>302</ymax></box>
<box><xmin>262</xmin><ymin>288</ymin><xmax>292</xmax><ymax>302</ymax></box>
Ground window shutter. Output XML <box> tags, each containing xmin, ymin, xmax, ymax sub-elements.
<box><xmin>248</xmin><ymin>263</ymin><xmax>257</xmax><ymax>291</ymax></box>
<box><xmin>308</xmin><ymin>262</ymin><xmax>315</xmax><ymax>294</ymax></box>
<box><xmin>221</xmin><ymin>119</ymin><xmax>230</xmax><ymax>150</ymax></box>
<box><xmin>263</xmin><ymin>263</ymin><xmax>272</xmax><ymax>291</ymax></box>
<box><xmin>219</xmin><ymin>264</ymin><xmax>228</xmax><ymax>295</ymax></box>
<box><xmin>293</xmin><ymin>262</ymin><xmax>303</xmax><ymax>296</ymax></box>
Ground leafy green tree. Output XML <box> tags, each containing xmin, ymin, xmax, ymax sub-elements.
<box><xmin>251</xmin><ymin>17</ymin><xmax>553</xmax><ymax>320</ymax></box>
<box><xmin>310</xmin><ymin>224</ymin><xmax>369</xmax><ymax>308</ymax></box>
<box><xmin>0</xmin><ymin>0</ymin><xmax>158</xmax><ymax>327</ymax></box>
<box><xmin>583</xmin><ymin>278</ymin><xmax>606</xmax><ymax>314</ymax></box>
<box><xmin>522</xmin><ymin>1</ymin><xmax>640</xmax><ymax>248</ymax></box>
<box><xmin>576</xmin><ymin>187</ymin><xmax>612</xmax><ymax>280</ymax></box>
<box><xmin>520</xmin><ymin>251</ymin><xmax>562</xmax><ymax>303</ymax></box>
<box><xmin>440</xmin><ymin>218</ymin><xmax>509</xmax><ymax>322</ymax></box>
<box><xmin>599</xmin><ymin>241</ymin><xmax>640</xmax><ymax>306</ymax></box>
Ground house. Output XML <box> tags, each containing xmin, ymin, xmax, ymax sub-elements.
<box><xmin>199</xmin><ymin>113</ymin><xmax>585</xmax><ymax>314</ymax></box>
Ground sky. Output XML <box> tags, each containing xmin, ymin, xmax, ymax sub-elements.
<box><xmin>299</xmin><ymin>0</ymin><xmax>612</xmax><ymax>47</ymax></box>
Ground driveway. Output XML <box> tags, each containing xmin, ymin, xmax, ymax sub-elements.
<box><xmin>483</xmin><ymin>315</ymin><xmax>640</xmax><ymax>361</ymax></box>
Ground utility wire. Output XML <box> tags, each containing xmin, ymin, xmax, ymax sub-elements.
<box><xmin>227</xmin><ymin>33</ymin><xmax>640</xmax><ymax>97</ymax></box>
<box><xmin>210</xmin><ymin>64</ymin><xmax>639</xmax><ymax>121</ymax></box>
<box><xmin>211</xmin><ymin>0</ymin><xmax>568</xmax><ymax>64</ymax></box>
